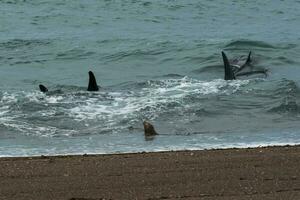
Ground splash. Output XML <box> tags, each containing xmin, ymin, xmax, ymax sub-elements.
<box><xmin>0</xmin><ymin>77</ymin><xmax>249</xmax><ymax>137</ymax></box>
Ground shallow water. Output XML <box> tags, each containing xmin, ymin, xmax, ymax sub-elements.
<box><xmin>1</xmin><ymin>0</ymin><xmax>300</xmax><ymax>156</ymax></box>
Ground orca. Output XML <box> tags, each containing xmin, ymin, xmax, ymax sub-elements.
<box><xmin>38</xmin><ymin>71</ymin><xmax>100</xmax><ymax>93</ymax></box>
<box><xmin>39</xmin><ymin>84</ymin><xmax>62</xmax><ymax>94</ymax></box>
<box><xmin>39</xmin><ymin>84</ymin><xmax>48</xmax><ymax>93</ymax></box>
<box><xmin>143</xmin><ymin>121</ymin><xmax>158</xmax><ymax>136</ymax></box>
<box><xmin>222</xmin><ymin>51</ymin><xmax>267</xmax><ymax>80</ymax></box>
<box><xmin>87</xmin><ymin>71</ymin><xmax>99</xmax><ymax>91</ymax></box>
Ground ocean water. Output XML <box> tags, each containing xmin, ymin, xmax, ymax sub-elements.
<box><xmin>1</xmin><ymin>0</ymin><xmax>300</xmax><ymax>157</ymax></box>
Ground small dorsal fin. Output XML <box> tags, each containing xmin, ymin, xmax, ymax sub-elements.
<box><xmin>236</xmin><ymin>51</ymin><xmax>252</xmax><ymax>72</ymax></box>
<box><xmin>39</xmin><ymin>84</ymin><xmax>48</xmax><ymax>93</ymax></box>
<box><xmin>87</xmin><ymin>71</ymin><xmax>99</xmax><ymax>91</ymax></box>
<box><xmin>222</xmin><ymin>51</ymin><xmax>236</xmax><ymax>80</ymax></box>
<box><xmin>245</xmin><ymin>51</ymin><xmax>251</xmax><ymax>65</ymax></box>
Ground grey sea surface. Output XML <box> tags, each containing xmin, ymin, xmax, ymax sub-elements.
<box><xmin>1</xmin><ymin>0</ymin><xmax>300</xmax><ymax>156</ymax></box>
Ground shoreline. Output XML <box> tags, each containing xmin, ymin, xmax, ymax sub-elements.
<box><xmin>1</xmin><ymin>145</ymin><xmax>300</xmax><ymax>200</ymax></box>
<box><xmin>1</xmin><ymin>142</ymin><xmax>300</xmax><ymax>159</ymax></box>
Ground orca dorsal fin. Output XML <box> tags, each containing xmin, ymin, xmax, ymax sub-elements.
<box><xmin>222</xmin><ymin>51</ymin><xmax>236</xmax><ymax>80</ymax></box>
<box><xmin>87</xmin><ymin>71</ymin><xmax>99</xmax><ymax>91</ymax></box>
<box><xmin>246</xmin><ymin>51</ymin><xmax>252</xmax><ymax>65</ymax></box>
<box><xmin>39</xmin><ymin>84</ymin><xmax>48</xmax><ymax>93</ymax></box>
<box><xmin>236</xmin><ymin>51</ymin><xmax>252</xmax><ymax>73</ymax></box>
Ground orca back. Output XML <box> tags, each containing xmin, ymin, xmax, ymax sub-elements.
<box><xmin>39</xmin><ymin>84</ymin><xmax>48</xmax><ymax>93</ymax></box>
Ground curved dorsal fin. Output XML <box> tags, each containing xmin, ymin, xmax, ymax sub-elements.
<box><xmin>246</xmin><ymin>51</ymin><xmax>252</xmax><ymax>64</ymax></box>
<box><xmin>236</xmin><ymin>51</ymin><xmax>252</xmax><ymax>73</ymax></box>
<box><xmin>222</xmin><ymin>51</ymin><xmax>236</xmax><ymax>80</ymax></box>
<box><xmin>87</xmin><ymin>71</ymin><xmax>99</xmax><ymax>91</ymax></box>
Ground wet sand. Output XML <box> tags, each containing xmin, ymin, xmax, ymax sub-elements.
<box><xmin>1</xmin><ymin>145</ymin><xmax>300</xmax><ymax>200</ymax></box>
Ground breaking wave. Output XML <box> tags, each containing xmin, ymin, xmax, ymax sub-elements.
<box><xmin>0</xmin><ymin>77</ymin><xmax>249</xmax><ymax>137</ymax></box>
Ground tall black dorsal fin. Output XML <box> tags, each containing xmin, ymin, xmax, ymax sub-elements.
<box><xmin>39</xmin><ymin>84</ymin><xmax>48</xmax><ymax>93</ymax></box>
<box><xmin>222</xmin><ymin>51</ymin><xmax>236</xmax><ymax>80</ymax></box>
<box><xmin>87</xmin><ymin>71</ymin><xmax>99</xmax><ymax>91</ymax></box>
